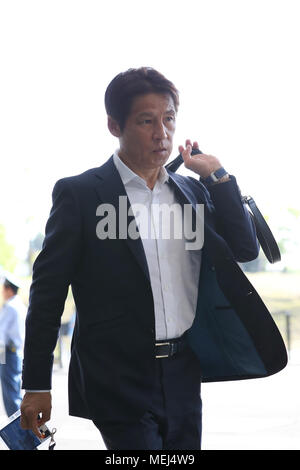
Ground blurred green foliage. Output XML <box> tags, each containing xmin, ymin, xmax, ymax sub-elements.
<box><xmin>0</xmin><ymin>223</ymin><xmax>18</xmax><ymax>272</ymax></box>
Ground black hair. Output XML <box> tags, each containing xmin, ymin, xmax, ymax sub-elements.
<box><xmin>4</xmin><ymin>279</ymin><xmax>19</xmax><ymax>295</ymax></box>
<box><xmin>105</xmin><ymin>67</ymin><xmax>179</xmax><ymax>131</ymax></box>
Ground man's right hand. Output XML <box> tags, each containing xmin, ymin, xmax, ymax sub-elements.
<box><xmin>20</xmin><ymin>392</ymin><xmax>52</xmax><ymax>439</ymax></box>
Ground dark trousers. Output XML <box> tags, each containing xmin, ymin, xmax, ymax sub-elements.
<box><xmin>94</xmin><ymin>345</ymin><xmax>202</xmax><ymax>450</ymax></box>
<box><xmin>0</xmin><ymin>348</ymin><xmax>23</xmax><ymax>416</ymax></box>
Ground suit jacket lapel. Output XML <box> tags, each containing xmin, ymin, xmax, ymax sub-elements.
<box><xmin>167</xmin><ymin>171</ymin><xmax>206</xmax><ymax>236</ymax></box>
<box><xmin>94</xmin><ymin>156</ymin><xmax>150</xmax><ymax>282</ymax></box>
<box><xmin>167</xmin><ymin>170</ymin><xmax>231</xmax><ymax>264</ymax></box>
<box><xmin>167</xmin><ymin>171</ymin><xmax>204</xmax><ymax>209</ymax></box>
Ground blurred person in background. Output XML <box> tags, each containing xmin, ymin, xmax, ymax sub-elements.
<box><xmin>0</xmin><ymin>274</ymin><xmax>26</xmax><ymax>416</ymax></box>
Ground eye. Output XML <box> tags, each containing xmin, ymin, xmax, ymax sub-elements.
<box><xmin>139</xmin><ymin>119</ymin><xmax>152</xmax><ymax>125</ymax></box>
<box><xmin>165</xmin><ymin>116</ymin><xmax>175</xmax><ymax>122</ymax></box>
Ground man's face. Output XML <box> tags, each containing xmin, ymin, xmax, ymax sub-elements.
<box><xmin>115</xmin><ymin>92</ymin><xmax>176</xmax><ymax>170</ymax></box>
<box><xmin>2</xmin><ymin>286</ymin><xmax>11</xmax><ymax>302</ymax></box>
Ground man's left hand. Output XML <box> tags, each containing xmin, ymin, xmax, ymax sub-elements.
<box><xmin>179</xmin><ymin>139</ymin><xmax>224</xmax><ymax>179</ymax></box>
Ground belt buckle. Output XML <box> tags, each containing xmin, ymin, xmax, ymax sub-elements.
<box><xmin>155</xmin><ymin>341</ymin><xmax>170</xmax><ymax>359</ymax></box>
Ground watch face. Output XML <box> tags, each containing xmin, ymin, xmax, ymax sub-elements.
<box><xmin>208</xmin><ymin>173</ymin><xmax>217</xmax><ymax>183</ymax></box>
<box><xmin>214</xmin><ymin>167</ymin><xmax>227</xmax><ymax>179</ymax></box>
<box><xmin>205</xmin><ymin>167</ymin><xmax>226</xmax><ymax>184</ymax></box>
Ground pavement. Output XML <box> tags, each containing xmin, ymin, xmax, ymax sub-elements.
<box><xmin>1</xmin><ymin>349</ymin><xmax>300</xmax><ymax>451</ymax></box>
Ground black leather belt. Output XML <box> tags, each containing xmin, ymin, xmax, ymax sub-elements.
<box><xmin>155</xmin><ymin>337</ymin><xmax>187</xmax><ymax>359</ymax></box>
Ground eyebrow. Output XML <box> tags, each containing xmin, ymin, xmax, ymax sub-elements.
<box><xmin>165</xmin><ymin>108</ymin><xmax>176</xmax><ymax>115</ymax></box>
<box><xmin>137</xmin><ymin>109</ymin><xmax>176</xmax><ymax>118</ymax></box>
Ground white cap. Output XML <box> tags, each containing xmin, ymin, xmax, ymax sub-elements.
<box><xmin>3</xmin><ymin>271</ymin><xmax>22</xmax><ymax>289</ymax></box>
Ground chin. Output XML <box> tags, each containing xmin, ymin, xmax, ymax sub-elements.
<box><xmin>152</xmin><ymin>150</ymin><xmax>171</xmax><ymax>166</ymax></box>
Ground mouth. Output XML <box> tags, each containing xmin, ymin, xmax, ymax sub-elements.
<box><xmin>153</xmin><ymin>148</ymin><xmax>167</xmax><ymax>153</ymax></box>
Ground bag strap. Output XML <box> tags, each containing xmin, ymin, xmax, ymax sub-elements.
<box><xmin>165</xmin><ymin>154</ymin><xmax>281</xmax><ymax>264</ymax></box>
<box><xmin>241</xmin><ymin>196</ymin><xmax>281</xmax><ymax>264</ymax></box>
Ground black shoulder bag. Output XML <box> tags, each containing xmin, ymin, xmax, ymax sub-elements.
<box><xmin>165</xmin><ymin>150</ymin><xmax>281</xmax><ymax>264</ymax></box>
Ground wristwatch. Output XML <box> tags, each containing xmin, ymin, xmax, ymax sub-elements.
<box><xmin>204</xmin><ymin>167</ymin><xmax>228</xmax><ymax>184</ymax></box>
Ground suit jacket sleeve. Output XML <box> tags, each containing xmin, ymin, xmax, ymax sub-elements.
<box><xmin>203</xmin><ymin>175</ymin><xmax>260</xmax><ymax>262</ymax></box>
<box><xmin>22</xmin><ymin>178</ymin><xmax>82</xmax><ymax>390</ymax></box>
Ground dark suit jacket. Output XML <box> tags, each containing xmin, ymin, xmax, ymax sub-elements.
<box><xmin>22</xmin><ymin>156</ymin><xmax>287</xmax><ymax>425</ymax></box>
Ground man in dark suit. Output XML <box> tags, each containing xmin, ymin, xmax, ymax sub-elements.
<box><xmin>20</xmin><ymin>67</ymin><xmax>287</xmax><ymax>450</ymax></box>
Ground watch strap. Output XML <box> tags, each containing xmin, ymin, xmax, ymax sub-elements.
<box><xmin>204</xmin><ymin>167</ymin><xmax>228</xmax><ymax>184</ymax></box>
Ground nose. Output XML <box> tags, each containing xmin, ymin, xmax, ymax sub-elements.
<box><xmin>153</xmin><ymin>120</ymin><xmax>168</xmax><ymax>140</ymax></box>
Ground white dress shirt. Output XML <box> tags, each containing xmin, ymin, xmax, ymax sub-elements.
<box><xmin>113</xmin><ymin>151</ymin><xmax>202</xmax><ymax>340</ymax></box>
<box><xmin>0</xmin><ymin>295</ymin><xmax>26</xmax><ymax>353</ymax></box>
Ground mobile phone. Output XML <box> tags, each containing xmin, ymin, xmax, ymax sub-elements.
<box><xmin>0</xmin><ymin>409</ymin><xmax>51</xmax><ymax>450</ymax></box>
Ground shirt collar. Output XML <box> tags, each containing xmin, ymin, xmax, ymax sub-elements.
<box><xmin>113</xmin><ymin>151</ymin><xmax>169</xmax><ymax>187</ymax></box>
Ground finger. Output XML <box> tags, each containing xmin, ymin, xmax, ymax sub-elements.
<box><xmin>20</xmin><ymin>413</ymin><xmax>29</xmax><ymax>430</ymax></box>
<box><xmin>20</xmin><ymin>404</ymin><xmax>32</xmax><ymax>430</ymax></box>
<box><xmin>181</xmin><ymin>145</ymin><xmax>193</xmax><ymax>166</ymax></box>
<box><xmin>37</xmin><ymin>409</ymin><xmax>51</xmax><ymax>426</ymax></box>
<box><xmin>185</xmin><ymin>139</ymin><xmax>200</xmax><ymax>151</ymax></box>
<box><xmin>180</xmin><ymin>144</ymin><xmax>192</xmax><ymax>157</ymax></box>
<box><xmin>22</xmin><ymin>409</ymin><xmax>43</xmax><ymax>438</ymax></box>
<box><xmin>31</xmin><ymin>410</ymin><xmax>51</xmax><ymax>438</ymax></box>
<box><xmin>29</xmin><ymin>415</ymin><xmax>43</xmax><ymax>438</ymax></box>
<box><xmin>33</xmin><ymin>426</ymin><xmax>43</xmax><ymax>439</ymax></box>
<box><xmin>31</xmin><ymin>418</ymin><xmax>44</xmax><ymax>439</ymax></box>
<box><xmin>179</xmin><ymin>143</ymin><xmax>192</xmax><ymax>154</ymax></box>
<box><xmin>178</xmin><ymin>144</ymin><xmax>191</xmax><ymax>158</ymax></box>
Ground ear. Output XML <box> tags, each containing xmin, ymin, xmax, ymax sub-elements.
<box><xmin>107</xmin><ymin>116</ymin><xmax>122</xmax><ymax>138</ymax></box>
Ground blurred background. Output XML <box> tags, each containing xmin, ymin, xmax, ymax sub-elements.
<box><xmin>0</xmin><ymin>0</ymin><xmax>299</xmax><ymax>450</ymax></box>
